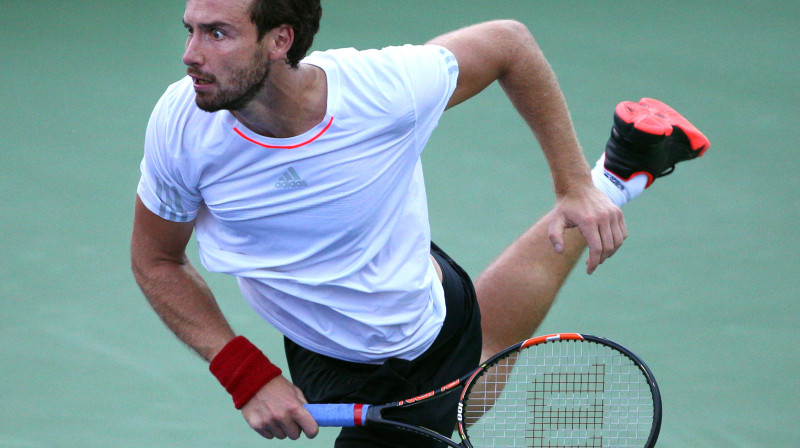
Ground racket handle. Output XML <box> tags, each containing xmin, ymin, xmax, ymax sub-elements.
<box><xmin>304</xmin><ymin>403</ymin><xmax>370</xmax><ymax>427</ymax></box>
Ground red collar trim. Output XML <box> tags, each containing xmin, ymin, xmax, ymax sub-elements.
<box><xmin>233</xmin><ymin>116</ymin><xmax>334</xmax><ymax>149</ymax></box>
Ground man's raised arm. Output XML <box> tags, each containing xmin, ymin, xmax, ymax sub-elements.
<box><xmin>427</xmin><ymin>20</ymin><xmax>626</xmax><ymax>273</ymax></box>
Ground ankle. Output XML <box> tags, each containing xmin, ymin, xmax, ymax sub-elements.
<box><xmin>591</xmin><ymin>154</ymin><xmax>647</xmax><ymax>207</ymax></box>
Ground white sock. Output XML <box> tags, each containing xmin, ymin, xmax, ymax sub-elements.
<box><xmin>591</xmin><ymin>154</ymin><xmax>648</xmax><ymax>207</ymax></box>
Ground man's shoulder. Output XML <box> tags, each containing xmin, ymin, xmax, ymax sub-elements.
<box><xmin>153</xmin><ymin>76</ymin><xmax>199</xmax><ymax>118</ymax></box>
<box><xmin>146</xmin><ymin>76</ymin><xmax>230</xmax><ymax>161</ymax></box>
<box><xmin>304</xmin><ymin>44</ymin><xmax>432</xmax><ymax>67</ymax></box>
<box><xmin>303</xmin><ymin>45</ymin><xmax>442</xmax><ymax>93</ymax></box>
<box><xmin>150</xmin><ymin>77</ymin><xmax>223</xmax><ymax>136</ymax></box>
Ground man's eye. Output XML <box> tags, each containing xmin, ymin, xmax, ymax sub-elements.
<box><xmin>211</xmin><ymin>29</ymin><xmax>225</xmax><ymax>40</ymax></box>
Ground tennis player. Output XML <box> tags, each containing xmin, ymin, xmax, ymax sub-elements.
<box><xmin>130</xmin><ymin>0</ymin><xmax>708</xmax><ymax>446</ymax></box>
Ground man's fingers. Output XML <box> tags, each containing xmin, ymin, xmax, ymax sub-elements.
<box><xmin>548</xmin><ymin>213</ymin><xmax>567</xmax><ymax>254</ymax></box>
<box><xmin>281</xmin><ymin>421</ymin><xmax>303</xmax><ymax>441</ymax></box>
<box><xmin>242</xmin><ymin>379</ymin><xmax>318</xmax><ymax>441</ymax></box>
<box><xmin>580</xmin><ymin>222</ymin><xmax>603</xmax><ymax>274</ymax></box>
<box><xmin>612</xmin><ymin>212</ymin><xmax>627</xmax><ymax>250</ymax></box>
<box><xmin>293</xmin><ymin>386</ymin><xmax>319</xmax><ymax>439</ymax></box>
<box><xmin>586</xmin><ymin>203</ymin><xmax>629</xmax><ymax>274</ymax></box>
<box><xmin>251</xmin><ymin>417</ymin><xmax>302</xmax><ymax>441</ymax></box>
<box><xmin>252</xmin><ymin>422</ymin><xmax>279</xmax><ymax>440</ymax></box>
<box><xmin>601</xmin><ymin>207</ymin><xmax>626</xmax><ymax>262</ymax></box>
<box><xmin>548</xmin><ymin>191</ymin><xmax>627</xmax><ymax>274</ymax></box>
<box><xmin>272</xmin><ymin>405</ymin><xmax>318</xmax><ymax>440</ymax></box>
<box><xmin>297</xmin><ymin>407</ymin><xmax>320</xmax><ymax>439</ymax></box>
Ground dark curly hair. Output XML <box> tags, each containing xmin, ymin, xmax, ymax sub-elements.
<box><xmin>249</xmin><ymin>0</ymin><xmax>322</xmax><ymax>69</ymax></box>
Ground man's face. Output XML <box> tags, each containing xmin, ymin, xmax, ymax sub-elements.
<box><xmin>182</xmin><ymin>0</ymin><xmax>270</xmax><ymax>112</ymax></box>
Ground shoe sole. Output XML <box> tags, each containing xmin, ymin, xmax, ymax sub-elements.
<box><xmin>615</xmin><ymin>98</ymin><xmax>710</xmax><ymax>156</ymax></box>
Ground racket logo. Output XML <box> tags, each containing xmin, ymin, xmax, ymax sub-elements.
<box><xmin>401</xmin><ymin>390</ymin><xmax>434</xmax><ymax>405</ymax></box>
<box><xmin>456</xmin><ymin>402</ymin><xmax>464</xmax><ymax>423</ymax></box>
<box><xmin>442</xmin><ymin>379</ymin><xmax>460</xmax><ymax>391</ymax></box>
<box><xmin>399</xmin><ymin>379</ymin><xmax>462</xmax><ymax>406</ymax></box>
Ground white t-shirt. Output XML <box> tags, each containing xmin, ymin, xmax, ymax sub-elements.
<box><xmin>138</xmin><ymin>44</ymin><xmax>459</xmax><ymax>362</ymax></box>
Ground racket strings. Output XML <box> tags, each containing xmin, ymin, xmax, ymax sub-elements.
<box><xmin>463</xmin><ymin>340</ymin><xmax>654</xmax><ymax>448</ymax></box>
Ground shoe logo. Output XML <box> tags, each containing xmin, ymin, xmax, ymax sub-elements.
<box><xmin>275</xmin><ymin>167</ymin><xmax>308</xmax><ymax>188</ymax></box>
<box><xmin>604</xmin><ymin>171</ymin><xmax>626</xmax><ymax>192</ymax></box>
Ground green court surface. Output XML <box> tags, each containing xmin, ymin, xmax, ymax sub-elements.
<box><xmin>2</xmin><ymin>1</ymin><xmax>798</xmax><ymax>446</ymax></box>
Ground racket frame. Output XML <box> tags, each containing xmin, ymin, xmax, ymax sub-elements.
<box><xmin>307</xmin><ymin>332</ymin><xmax>662</xmax><ymax>448</ymax></box>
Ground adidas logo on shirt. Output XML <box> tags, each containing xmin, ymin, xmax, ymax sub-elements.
<box><xmin>275</xmin><ymin>167</ymin><xmax>308</xmax><ymax>188</ymax></box>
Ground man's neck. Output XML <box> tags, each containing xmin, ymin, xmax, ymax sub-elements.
<box><xmin>232</xmin><ymin>63</ymin><xmax>327</xmax><ymax>139</ymax></box>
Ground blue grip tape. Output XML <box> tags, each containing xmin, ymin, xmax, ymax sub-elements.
<box><xmin>304</xmin><ymin>403</ymin><xmax>369</xmax><ymax>427</ymax></box>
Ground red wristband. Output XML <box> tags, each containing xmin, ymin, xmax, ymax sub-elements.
<box><xmin>209</xmin><ymin>336</ymin><xmax>282</xmax><ymax>409</ymax></box>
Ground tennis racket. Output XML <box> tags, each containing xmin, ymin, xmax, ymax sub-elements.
<box><xmin>305</xmin><ymin>333</ymin><xmax>661</xmax><ymax>448</ymax></box>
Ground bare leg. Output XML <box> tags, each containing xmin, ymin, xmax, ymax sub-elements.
<box><xmin>475</xmin><ymin>209</ymin><xmax>587</xmax><ymax>361</ymax></box>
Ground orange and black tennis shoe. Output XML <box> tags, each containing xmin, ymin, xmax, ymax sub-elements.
<box><xmin>604</xmin><ymin>98</ymin><xmax>710</xmax><ymax>188</ymax></box>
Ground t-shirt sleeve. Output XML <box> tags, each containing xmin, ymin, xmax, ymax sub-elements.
<box><xmin>136</xmin><ymin>86</ymin><xmax>202</xmax><ymax>223</ymax></box>
<box><xmin>387</xmin><ymin>44</ymin><xmax>460</xmax><ymax>154</ymax></box>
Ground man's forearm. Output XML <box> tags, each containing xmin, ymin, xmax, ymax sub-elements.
<box><xmin>428</xmin><ymin>20</ymin><xmax>592</xmax><ymax>195</ymax></box>
<box><xmin>496</xmin><ymin>27</ymin><xmax>592</xmax><ymax>196</ymax></box>
<box><xmin>132</xmin><ymin>256</ymin><xmax>235</xmax><ymax>361</ymax></box>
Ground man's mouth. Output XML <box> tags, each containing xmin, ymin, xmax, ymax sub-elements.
<box><xmin>188</xmin><ymin>70</ymin><xmax>215</xmax><ymax>86</ymax></box>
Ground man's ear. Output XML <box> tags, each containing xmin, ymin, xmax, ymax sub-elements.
<box><xmin>266</xmin><ymin>24</ymin><xmax>294</xmax><ymax>61</ymax></box>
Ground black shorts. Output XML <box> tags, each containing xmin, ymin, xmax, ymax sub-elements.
<box><xmin>284</xmin><ymin>242</ymin><xmax>482</xmax><ymax>448</ymax></box>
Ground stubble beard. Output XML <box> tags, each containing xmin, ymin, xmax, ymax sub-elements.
<box><xmin>194</xmin><ymin>50</ymin><xmax>271</xmax><ymax>113</ymax></box>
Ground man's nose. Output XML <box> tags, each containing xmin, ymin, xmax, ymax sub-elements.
<box><xmin>183</xmin><ymin>34</ymin><xmax>203</xmax><ymax>66</ymax></box>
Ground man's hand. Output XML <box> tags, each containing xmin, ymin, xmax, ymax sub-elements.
<box><xmin>548</xmin><ymin>185</ymin><xmax>627</xmax><ymax>274</ymax></box>
<box><xmin>240</xmin><ymin>375</ymin><xmax>319</xmax><ymax>440</ymax></box>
